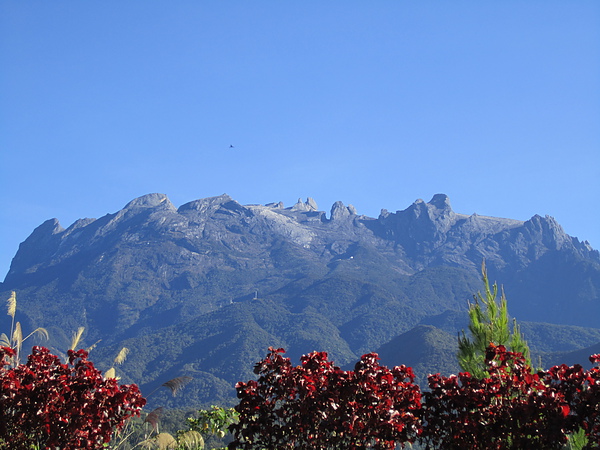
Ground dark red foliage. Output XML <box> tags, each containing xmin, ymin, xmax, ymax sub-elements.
<box><xmin>585</xmin><ymin>354</ymin><xmax>600</xmax><ymax>446</ymax></box>
<box><xmin>544</xmin><ymin>354</ymin><xmax>600</xmax><ymax>449</ymax></box>
<box><xmin>421</xmin><ymin>344</ymin><xmax>600</xmax><ymax>450</ymax></box>
<box><xmin>231</xmin><ymin>346</ymin><xmax>600</xmax><ymax>449</ymax></box>
<box><xmin>229</xmin><ymin>347</ymin><xmax>422</xmax><ymax>449</ymax></box>
<box><xmin>0</xmin><ymin>346</ymin><xmax>146</xmax><ymax>450</ymax></box>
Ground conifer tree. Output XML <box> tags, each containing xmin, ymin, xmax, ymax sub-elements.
<box><xmin>458</xmin><ymin>260</ymin><xmax>531</xmax><ymax>378</ymax></box>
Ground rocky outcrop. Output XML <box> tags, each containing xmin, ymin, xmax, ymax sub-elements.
<box><xmin>8</xmin><ymin>219</ymin><xmax>65</xmax><ymax>276</ymax></box>
<box><xmin>378</xmin><ymin>194</ymin><xmax>457</xmax><ymax>243</ymax></box>
<box><xmin>124</xmin><ymin>193</ymin><xmax>176</xmax><ymax>211</ymax></box>
<box><xmin>178</xmin><ymin>194</ymin><xmax>233</xmax><ymax>214</ymax></box>
<box><xmin>290</xmin><ymin>197</ymin><xmax>318</xmax><ymax>212</ymax></box>
<box><xmin>330</xmin><ymin>201</ymin><xmax>357</xmax><ymax>221</ymax></box>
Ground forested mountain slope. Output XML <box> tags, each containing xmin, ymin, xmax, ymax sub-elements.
<box><xmin>2</xmin><ymin>193</ymin><xmax>599</xmax><ymax>407</ymax></box>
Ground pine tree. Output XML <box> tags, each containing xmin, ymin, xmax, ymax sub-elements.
<box><xmin>457</xmin><ymin>260</ymin><xmax>531</xmax><ymax>378</ymax></box>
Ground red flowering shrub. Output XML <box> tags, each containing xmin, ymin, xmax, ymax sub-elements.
<box><xmin>544</xmin><ymin>354</ymin><xmax>600</xmax><ymax>449</ymax></box>
<box><xmin>0</xmin><ymin>346</ymin><xmax>146</xmax><ymax>450</ymax></box>
<box><xmin>582</xmin><ymin>354</ymin><xmax>600</xmax><ymax>446</ymax></box>
<box><xmin>231</xmin><ymin>346</ymin><xmax>600</xmax><ymax>449</ymax></box>
<box><xmin>229</xmin><ymin>347</ymin><xmax>422</xmax><ymax>449</ymax></box>
<box><xmin>422</xmin><ymin>344</ymin><xmax>590</xmax><ymax>449</ymax></box>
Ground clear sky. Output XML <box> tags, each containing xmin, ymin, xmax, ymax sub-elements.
<box><xmin>1</xmin><ymin>1</ymin><xmax>599</xmax><ymax>280</ymax></box>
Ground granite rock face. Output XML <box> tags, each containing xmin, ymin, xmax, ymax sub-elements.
<box><xmin>2</xmin><ymin>193</ymin><xmax>599</xmax><ymax>408</ymax></box>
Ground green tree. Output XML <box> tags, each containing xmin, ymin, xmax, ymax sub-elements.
<box><xmin>456</xmin><ymin>263</ymin><xmax>589</xmax><ymax>449</ymax></box>
<box><xmin>457</xmin><ymin>260</ymin><xmax>531</xmax><ymax>378</ymax></box>
<box><xmin>184</xmin><ymin>405</ymin><xmax>238</xmax><ymax>449</ymax></box>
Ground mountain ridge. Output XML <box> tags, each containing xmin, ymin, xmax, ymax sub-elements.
<box><xmin>7</xmin><ymin>192</ymin><xmax>597</xmax><ymax>283</ymax></box>
<box><xmin>2</xmin><ymin>193</ymin><xmax>599</xmax><ymax>408</ymax></box>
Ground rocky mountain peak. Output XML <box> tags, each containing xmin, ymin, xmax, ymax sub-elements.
<box><xmin>21</xmin><ymin>219</ymin><xmax>64</xmax><ymax>249</ymax></box>
<box><xmin>330</xmin><ymin>201</ymin><xmax>357</xmax><ymax>221</ymax></box>
<box><xmin>376</xmin><ymin>194</ymin><xmax>458</xmax><ymax>249</ymax></box>
<box><xmin>402</xmin><ymin>194</ymin><xmax>455</xmax><ymax>222</ymax></box>
<box><xmin>523</xmin><ymin>214</ymin><xmax>573</xmax><ymax>251</ymax></box>
<box><xmin>124</xmin><ymin>193</ymin><xmax>176</xmax><ymax>211</ymax></box>
<box><xmin>428</xmin><ymin>193</ymin><xmax>452</xmax><ymax>211</ymax></box>
<box><xmin>178</xmin><ymin>194</ymin><xmax>234</xmax><ymax>214</ymax></box>
<box><xmin>33</xmin><ymin>217</ymin><xmax>65</xmax><ymax>236</ymax></box>
<box><xmin>7</xmin><ymin>219</ymin><xmax>65</xmax><ymax>278</ymax></box>
<box><xmin>291</xmin><ymin>197</ymin><xmax>318</xmax><ymax>212</ymax></box>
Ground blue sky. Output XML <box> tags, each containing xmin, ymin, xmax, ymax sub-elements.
<box><xmin>1</xmin><ymin>1</ymin><xmax>599</xmax><ymax>280</ymax></box>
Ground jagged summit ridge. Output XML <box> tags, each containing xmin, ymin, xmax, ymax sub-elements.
<box><xmin>24</xmin><ymin>192</ymin><xmax>513</xmax><ymax>236</ymax></box>
<box><xmin>6</xmin><ymin>192</ymin><xmax>597</xmax><ymax>288</ymax></box>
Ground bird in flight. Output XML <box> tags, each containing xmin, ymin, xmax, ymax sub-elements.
<box><xmin>229</xmin><ymin>145</ymin><xmax>234</xmax><ymax>149</ymax></box>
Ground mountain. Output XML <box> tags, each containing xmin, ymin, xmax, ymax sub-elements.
<box><xmin>2</xmin><ymin>193</ymin><xmax>599</xmax><ymax>408</ymax></box>
<box><xmin>375</xmin><ymin>325</ymin><xmax>460</xmax><ymax>387</ymax></box>
<box><xmin>543</xmin><ymin>342</ymin><xmax>600</xmax><ymax>370</ymax></box>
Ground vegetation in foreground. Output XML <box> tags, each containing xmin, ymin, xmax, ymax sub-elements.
<box><xmin>1</xmin><ymin>261</ymin><xmax>600</xmax><ymax>449</ymax></box>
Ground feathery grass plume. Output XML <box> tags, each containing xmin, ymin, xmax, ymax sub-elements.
<box><xmin>6</xmin><ymin>292</ymin><xmax>17</xmax><ymax>350</ymax></box>
<box><xmin>10</xmin><ymin>325</ymin><xmax>49</xmax><ymax>367</ymax></box>
<box><xmin>103</xmin><ymin>347</ymin><xmax>130</xmax><ymax>382</ymax></box>
<box><xmin>7</xmin><ymin>291</ymin><xmax>16</xmax><ymax>318</ymax></box>
<box><xmin>70</xmin><ymin>326</ymin><xmax>85</xmax><ymax>350</ymax></box>
<box><xmin>2</xmin><ymin>292</ymin><xmax>49</xmax><ymax>366</ymax></box>
<box><xmin>104</xmin><ymin>367</ymin><xmax>118</xmax><ymax>380</ymax></box>
<box><xmin>23</xmin><ymin>327</ymin><xmax>50</xmax><ymax>343</ymax></box>
<box><xmin>162</xmin><ymin>376</ymin><xmax>192</xmax><ymax>396</ymax></box>
<box><xmin>0</xmin><ymin>333</ymin><xmax>10</xmax><ymax>347</ymax></box>
<box><xmin>138</xmin><ymin>437</ymin><xmax>158</xmax><ymax>450</ymax></box>
<box><xmin>177</xmin><ymin>430</ymin><xmax>204</xmax><ymax>450</ymax></box>
<box><xmin>86</xmin><ymin>339</ymin><xmax>102</xmax><ymax>353</ymax></box>
<box><xmin>144</xmin><ymin>407</ymin><xmax>165</xmax><ymax>433</ymax></box>
<box><xmin>114</xmin><ymin>346</ymin><xmax>130</xmax><ymax>365</ymax></box>
<box><xmin>12</xmin><ymin>322</ymin><xmax>23</xmax><ymax>352</ymax></box>
<box><xmin>155</xmin><ymin>432</ymin><xmax>177</xmax><ymax>450</ymax></box>
<box><xmin>119</xmin><ymin>427</ymin><xmax>203</xmax><ymax>450</ymax></box>
<box><xmin>139</xmin><ymin>438</ymin><xmax>155</xmax><ymax>450</ymax></box>
<box><xmin>146</xmin><ymin>375</ymin><xmax>194</xmax><ymax>399</ymax></box>
<box><xmin>139</xmin><ymin>432</ymin><xmax>178</xmax><ymax>450</ymax></box>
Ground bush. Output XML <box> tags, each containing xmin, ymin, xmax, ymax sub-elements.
<box><xmin>229</xmin><ymin>347</ymin><xmax>422</xmax><ymax>449</ymax></box>
<box><xmin>0</xmin><ymin>346</ymin><xmax>146</xmax><ymax>450</ymax></box>
<box><xmin>231</xmin><ymin>346</ymin><xmax>600</xmax><ymax>449</ymax></box>
<box><xmin>422</xmin><ymin>344</ymin><xmax>573</xmax><ymax>449</ymax></box>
